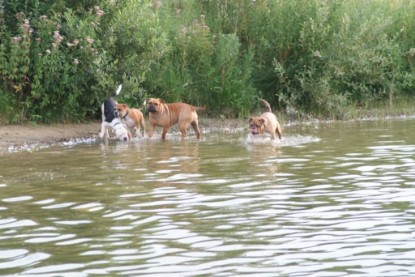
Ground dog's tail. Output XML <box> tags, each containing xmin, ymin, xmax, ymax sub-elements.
<box><xmin>192</xmin><ymin>105</ymin><xmax>207</xmax><ymax>112</ymax></box>
<box><xmin>260</xmin><ymin>99</ymin><xmax>272</xmax><ymax>113</ymax></box>
<box><xmin>112</xmin><ymin>84</ymin><xmax>122</xmax><ymax>97</ymax></box>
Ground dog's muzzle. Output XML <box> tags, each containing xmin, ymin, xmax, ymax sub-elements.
<box><xmin>251</xmin><ymin>126</ymin><xmax>259</xmax><ymax>135</ymax></box>
<box><xmin>148</xmin><ymin>105</ymin><xmax>157</xmax><ymax>113</ymax></box>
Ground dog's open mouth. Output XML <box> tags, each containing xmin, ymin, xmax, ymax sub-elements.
<box><xmin>250</xmin><ymin>126</ymin><xmax>259</xmax><ymax>135</ymax></box>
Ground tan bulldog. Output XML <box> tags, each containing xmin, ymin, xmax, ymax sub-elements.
<box><xmin>249</xmin><ymin>99</ymin><xmax>282</xmax><ymax>140</ymax></box>
<box><xmin>146</xmin><ymin>98</ymin><xmax>205</xmax><ymax>140</ymax></box>
<box><xmin>116</xmin><ymin>103</ymin><xmax>146</xmax><ymax>138</ymax></box>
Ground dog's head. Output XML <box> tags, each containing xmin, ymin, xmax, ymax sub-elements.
<box><xmin>146</xmin><ymin>98</ymin><xmax>164</xmax><ymax>113</ymax></box>
<box><xmin>249</xmin><ymin>117</ymin><xmax>265</xmax><ymax>135</ymax></box>
<box><xmin>112</xmin><ymin>119</ymin><xmax>131</xmax><ymax>141</ymax></box>
<box><xmin>115</xmin><ymin>103</ymin><xmax>129</xmax><ymax>118</ymax></box>
<box><xmin>113</xmin><ymin>104</ymin><xmax>119</xmax><ymax>118</ymax></box>
<box><xmin>103</xmin><ymin>98</ymin><xmax>119</xmax><ymax>121</ymax></box>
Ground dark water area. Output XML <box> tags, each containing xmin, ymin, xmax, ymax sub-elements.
<box><xmin>1</xmin><ymin>119</ymin><xmax>415</xmax><ymax>276</ymax></box>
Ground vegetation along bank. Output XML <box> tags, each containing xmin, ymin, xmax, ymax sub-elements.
<box><xmin>1</xmin><ymin>0</ymin><xmax>415</xmax><ymax>124</ymax></box>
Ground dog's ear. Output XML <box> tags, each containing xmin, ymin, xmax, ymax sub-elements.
<box><xmin>259</xmin><ymin>118</ymin><xmax>265</xmax><ymax>124</ymax></box>
<box><xmin>145</xmin><ymin>98</ymin><xmax>155</xmax><ymax>105</ymax></box>
<box><xmin>158</xmin><ymin>98</ymin><xmax>165</xmax><ymax>103</ymax></box>
<box><xmin>249</xmin><ymin>117</ymin><xmax>253</xmax><ymax>123</ymax></box>
<box><xmin>116</xmin><ymin>103</ymin><xmax>128</xmax><ymax>108</ymax></box>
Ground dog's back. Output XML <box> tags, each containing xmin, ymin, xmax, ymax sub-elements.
<box><xmin>103</xmin><ymin>98</ymin><xmax>117</xmax><ymax>123</ymax></box>
<box><xmin>257</xmin><ymin>99</ymin><xmax>282</xmax><ymax>140</ymax></box>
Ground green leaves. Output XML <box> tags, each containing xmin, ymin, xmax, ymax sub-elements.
<box><xmin>0</xmin><ymin>0</ymin><xmax>415</xmax><ymax>122</ymax></box>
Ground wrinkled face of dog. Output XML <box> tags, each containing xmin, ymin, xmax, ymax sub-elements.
<box><xmin>115</xmin><ymin>103</ymin><xmax>128</xmax><ymax>117</ymax></box>
<box><xmin>249</xmin><ymin>117</ymin><xmax>265</xmax><ymax>135</ymax></box>
<box><xmin>146</xmin><ymin>98</ymin><xmax>164</xmax><ymax>113</ymax></box>
<box><xmin>113</xmin><ymin>104</ymin><xmax>119</xmax><ymax>118</ymax></box>
<box><xmin>113</xmin><ymin>124</ymin><xmax>131</xmax><ymax>141</ymax></box>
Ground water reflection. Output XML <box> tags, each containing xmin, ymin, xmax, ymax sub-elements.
<box><xmin>1</xmin><ymin>120</ymin><xmax>415</xmax><ymax>276</ymax></box>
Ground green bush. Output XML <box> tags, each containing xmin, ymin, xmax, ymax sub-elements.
<box><xmin>0</xmin><ymin>2</ymin><xmax>108</xmax><ymax>122</ymax></box>
<box><xmin>0</xmin><ymin>0</ymin><xmax>415</xmax><ymax>123</ymax></box>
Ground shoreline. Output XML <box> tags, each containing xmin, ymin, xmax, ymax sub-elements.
<box><xmin>0</xmin><ymin>118</ymin><xmax>248</xmax><ymax>154</ymax></box>
<box><xmin>0</xmin><ymin>122</ymin><xmax>101</xmax><ymax>154</ymax></box>
<box><xmin>1</xmin><ymin>114</ymin><xmax>415</xmax><ymax>155</ymax></box>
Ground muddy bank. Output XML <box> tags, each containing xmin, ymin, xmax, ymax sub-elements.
<box><xmin>0</xmin><ymin>118</ymin><xmax>248</xmax><ymax>154</ymax></box>
<box><xmin>0</xmin><ymin>122</ymin><xmax>101</xmax><ymax>153</ymax></box>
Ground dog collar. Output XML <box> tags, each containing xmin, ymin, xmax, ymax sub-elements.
<box><xmin>122</xmin><ymin>111</ymin><xmax>129</xmax><ymax>119</ymax></box>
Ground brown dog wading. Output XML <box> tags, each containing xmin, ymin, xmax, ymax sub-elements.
<box><xmin>249</xmin><ymin>99</ymin><xmax>282</xmax><ymax>140</ymax></box>
<box><xmin>146</xmin><ymin>98</ymin><xmax>205</xmax><ymax>140</ymax></box>
<box><xmin>116</xmin><ymin>103</ymin><xmax>146</xmax><ymax>138</ymax></box>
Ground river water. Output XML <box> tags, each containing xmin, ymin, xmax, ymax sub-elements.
<box><xmin>1</xmin><ymin>119</ymin><xmax>415</xmax><ymax>276</ymax></box>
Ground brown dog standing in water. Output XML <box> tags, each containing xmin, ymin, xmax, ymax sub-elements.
<box><xmin>146</xmin><ymin>98</ymin><xmax>205</xmax><ymax>140</ymax></box>
<box><xmin>116</xmin><ymin>103</ymin><xmax>146</xmax><ymax>138</ymax></box>
<box><xmin>249</xmin><ymin>99</ymin><xmax>282</xmax><ymax>140</ymax></box>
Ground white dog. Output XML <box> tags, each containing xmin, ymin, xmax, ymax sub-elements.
<box><xmin>98</xmin><ymin>85</ymin><xmax>131</xmax><ymax>141</ymax></box>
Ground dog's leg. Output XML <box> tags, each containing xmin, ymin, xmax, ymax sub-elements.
<box><xmin>179</xmin><ymin>123</ymin><xmax>188</xmax><ymax>139</ymax></box>
<box><xmin>134</xmin><ymin>126</ymin><xmax>141</xmax><ymax>138</ymax></box>
<box><xmin>270</xmin><ymin>131</ymin><xmax>277</xmax><ymax>140</ymax></box>
<box><xmin>276</xmin><ymin>123</ymin><xmax>282</xmax><ymax>140</ymax></box>
<box><xmin>148</xmin><ymin>125</ymin><xmax>156</xmax><ymax>138</ymax></box>
<box><xmin>99</xmin><ymin>122</ymin><xmax>107</xmax><ymax>139</ymax></box>
<box><xmin>100</xmin><ymin>122</ymin><xmax>114</xmax><ymax>140</ymax></box>
<box><xmin>105</xmin><ymin>126</ymin><xmax>110</xmax><ymax>139</ymax></box>
<box><xmin>162</xmin><ymin>127</ymin><xmax>170</xmax><ymax>140</ymax></box>
<box><xmin>99</xmin><ymin>104</ymin><xmax>107</xmax><ymax>139</ymax></box>
<box><xmin>132</xmin><ymin>127</ymin><xmax>137</xmax><ymax>138</ymax></box>
<box><xmin>191</xmin><ymin>121</ymin><xmax>201</xmax><ymax>139</ymax></box>
<box><xmin>99</xmin><ymin>124</ymin><xmax>104</xmax><ymax>139</ymax></box>
<box><xmin>140</xmin><ymin>118</ymin><xmax>146</xmax><ymax>138</ymax></box>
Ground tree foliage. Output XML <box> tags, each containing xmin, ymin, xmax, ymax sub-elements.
<box><xmin>0</xmin><ymin>0</ymin><xmax>414</xmax><ymax>123</ymax></box>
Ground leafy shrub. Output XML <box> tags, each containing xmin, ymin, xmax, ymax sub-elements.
<box><xmin>1</xmin><ymin>0</ymin><xmax>415</xmax><ymax>122</ymax></box>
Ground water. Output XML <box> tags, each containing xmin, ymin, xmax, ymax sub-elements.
<box><xmin>1</xmin><ymin>119</ymin><xmax>415</xmax><ymax>276</ymax></box>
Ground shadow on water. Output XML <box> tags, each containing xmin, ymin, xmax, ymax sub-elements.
<box><xmin>1</xmin><ymin>119</ymin><xmax>415</xmax><ymax>276</ymax></box>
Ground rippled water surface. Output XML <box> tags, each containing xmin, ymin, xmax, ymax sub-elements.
<box><xmin>1</xmin><ymin>119</ymin><xmax>415</xmax><ymax>276</ymax></box>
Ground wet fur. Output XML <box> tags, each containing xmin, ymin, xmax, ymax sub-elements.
<box><xmin>249</xmin><ymin>99</ymin><xmax>282</xmax><ymax>140</ymax></box>
<box><xmin>116</xmin><ymin>103</ymin><xmax>146</xmax><ymax>138</ymax></box>
<box><xmin>146</xmin><ymin>98</ymin><xmax>205</xmax><ymax>140</ymax></box>
<box><xmin>98</xmin><ymin>85</ymin><xmax>131</xmax><ymax>141</ymax></box>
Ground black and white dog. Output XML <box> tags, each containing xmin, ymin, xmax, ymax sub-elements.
<box><xmin>99</xmin><ymin>85</ymin><xmax>131</xmax><ymax>141</ymax></box>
